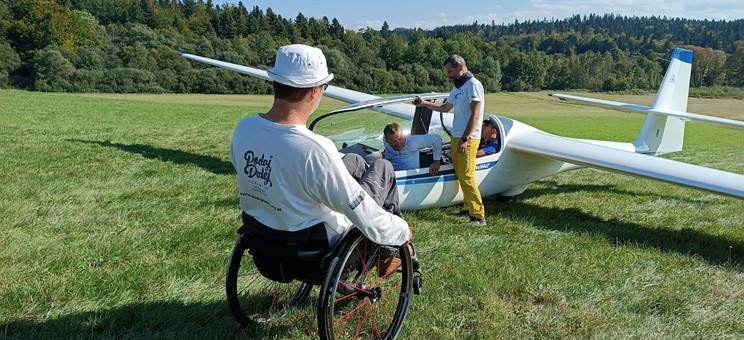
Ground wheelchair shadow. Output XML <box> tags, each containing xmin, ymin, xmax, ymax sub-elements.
<box><xmin>3</xmin><ymin>300</ymin><xmax>305</xmax><ymax>338</ymax></box>
<box><xmin>70</xmin><ymin>139</ymin><xmax>235</xmax><ymax>175</ymax></box>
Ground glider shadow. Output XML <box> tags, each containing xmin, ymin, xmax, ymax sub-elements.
<box><xmin>485</xmin><ymin>196</ymin><xmax>744</xmax><ymax>270</ymax></box>
<box><xmin>71</xmin><ymin>139</ymin><xmax>234</xmax><ymax>175</ymax></box>
<box><xmin>404</xmin><ymin>191</ymin><xmax>744</xmax><ymax>272</ymax></box>
<box><xmin>526</xmin><ymin>180</ymin><xmax>712</xmax><ymax>204</ymax></box>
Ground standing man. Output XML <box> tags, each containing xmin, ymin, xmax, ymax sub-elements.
<box><xmin>230</xmin><ymin>44</ymin><xmax>410</xmax><ymax>251</ymax></box>
<box><xmin>414</xmin><ymin>54</ymin><xmax>486</xmax><ymax>225</ymax></box>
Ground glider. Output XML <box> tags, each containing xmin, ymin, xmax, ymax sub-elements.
<box><xmin>181</xmin><ymin>48</ymin><xmax>744</xmax><ymax>210</ymax></box>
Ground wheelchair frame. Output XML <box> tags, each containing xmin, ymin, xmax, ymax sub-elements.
<box><xmin>226</xmin><ymin>227</ymin><xmax>422</xmax><ymax>339</ymax></box>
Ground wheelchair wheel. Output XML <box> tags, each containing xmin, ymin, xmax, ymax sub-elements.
<box><xmin>317</xmin><ymin>229</ymin><xmax>413</xmax><ymax>339</ymax></box>
<box><xmin>226</xmin><ymin>239</ymin><xmax>313</xmax><ymax>326</ymax></box>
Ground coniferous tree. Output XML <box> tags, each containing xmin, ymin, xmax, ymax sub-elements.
<box><xmin>0</xmin><ymin>1</ymin><xmax>742</xmax><ymax>94</ymax></box>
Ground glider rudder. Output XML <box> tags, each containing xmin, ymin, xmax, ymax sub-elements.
<box><xmin>633</xmin><ymin>48</ymin><xmax>693</xmax><ymax>155</ymax></box>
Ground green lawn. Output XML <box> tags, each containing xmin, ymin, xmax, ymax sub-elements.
<box><xmin>1</xmin><ymin>89</ymin><xmax>742</xmax><ymax>339</ymax></box>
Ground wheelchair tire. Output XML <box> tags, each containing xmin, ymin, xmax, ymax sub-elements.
<box><xmin>226</xmin><ymin>239</ymin><xmax>313</xmax><ymax>326</ymax></box>
<box><xmin>317</xmin><ymin>229</ymin><xmax>413</xmax><ymax>339</ymax></box>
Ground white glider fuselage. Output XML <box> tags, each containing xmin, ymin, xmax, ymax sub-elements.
<box><xmin>393</xmin><ymin>117</ymin><xmax>644</xmax><ymax>210</ymax></box>
<box><xmin>392</xmin><ymin>119</ymin><xmax>574</xmax><ymax>209</ymax></box>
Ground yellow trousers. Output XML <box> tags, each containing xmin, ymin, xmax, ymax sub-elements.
<box><xmin>451</xmin><ymin>137</ymin><xmax>485</xmax><ymax>219</ymax></box>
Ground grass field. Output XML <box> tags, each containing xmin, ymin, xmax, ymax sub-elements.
<box><xmin>1</xmin><ymin>89</ymin><xmax>743</xmax><ymax>339</ymax></box>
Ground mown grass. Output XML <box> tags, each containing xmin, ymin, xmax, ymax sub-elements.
<box><xmin>1</xmin><ymin>89</ymin><xmax>742</xmax><ymax>339</ymax></box>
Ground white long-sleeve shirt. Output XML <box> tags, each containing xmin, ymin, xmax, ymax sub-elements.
<box><xmin>229</xmin><ymin>115</ymin><xmax>409</xmax><ymax>246</ymax></box>
<box><xmin>383</xmin><ymin>134</ymin><xmax>442</xmax><ymax>170</ymax></box>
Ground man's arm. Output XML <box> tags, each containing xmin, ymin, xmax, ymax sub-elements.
<box><xmin>462</xmin><ymin>79</ymin><xmax>485</xmax><ymax>140</ymax></box>
<box><xmin>457</xmin><ymin>100</ymin><xmax>482</xmax><ymax>153</ymax></box>
<box><xmin>429</xmin><ymin>134</ymin><xmax>443</xmax><ymax>160</ymax></box>
<box><xmin>411</xmin><ymin>134</ymin><xmax>443</xmax><ymax>160</ymax></box>
<box><xmin>476</xmin><ymin>140</ymin><xmax>499</xmax><ymax>157</ymax></box>
<box><xmin>311</xmin><ymin>155</ymin><xmax>410</xmax><ymax>246</ymax></box>
<box><xmin>414</xmin><ymin>96</ymin><xmax>453</xmax><ymax>113</ymax></box>
<box><xmin>228</xmin><ymin>142</ymin><xmax>236</xmax><ymax>167</ymax></box>
<box><xmin>419</xmin><ymin>134</ymin><xmax>442</xmax><ymax>176</ymax></box>
<box><xmin>462</xmin><ymin>101</ymin><xmax>482</xmax><ymax>139</ymax></box>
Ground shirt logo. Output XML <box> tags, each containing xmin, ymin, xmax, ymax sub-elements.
<box><xmin>243</xmin><ymin>150</ymin><xmax>273</xmax><ymax>187</ymax></box>
<box><xmin>349</xmin><ymin>191</ymin><xmax>365</xmax><ymax>210</ymax></box>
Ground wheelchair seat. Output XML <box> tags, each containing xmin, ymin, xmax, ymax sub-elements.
<box><xmin>237</xmin><ymin>212</ymin><xmax>329</xmax><ymax>284</ymax></box>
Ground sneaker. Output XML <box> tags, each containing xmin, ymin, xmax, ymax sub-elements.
<box><xmin>466</xmin><ymin>216</ymin><xmax>486</xmax><ymax>226</ymax></box>
<box><xmin>455</xmin><ymin>210</ymin><xmax>469</xmax><ymax>216</ymax></box>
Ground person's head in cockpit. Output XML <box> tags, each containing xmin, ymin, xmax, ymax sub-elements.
<box><xmin>383</xmin><ymin>122</ymin><xmax>406</xmax><ymax>151</ymax></box>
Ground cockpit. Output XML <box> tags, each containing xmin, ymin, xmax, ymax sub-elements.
<box><xmin>309</xmin><ymin>104</ymin><xmax>506</xmax><ymax>171</ymax></box>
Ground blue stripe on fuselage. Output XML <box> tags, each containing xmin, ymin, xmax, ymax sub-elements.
<box><xmin>395</xmin><ymin>160</ymin><xmax>497</xmax><ymax>186</ymax></box>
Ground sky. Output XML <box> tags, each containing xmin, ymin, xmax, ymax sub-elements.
<box><xmin>212</xmin><ymin>0</ymin><xmax>744</xmax><ymax>30</ymax></box>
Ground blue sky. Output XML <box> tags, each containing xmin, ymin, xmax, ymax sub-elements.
<box><xmin>212</xmin><ymin>0</ymin><xmax>744</xmax><ymax>30</ymax></box>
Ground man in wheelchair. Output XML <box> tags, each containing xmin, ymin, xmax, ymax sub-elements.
<box><xmin>226</xmin><ymin>44</ymin><xmax>420</xmax><ymax>338</ymax></box>
<box><xmin>230</xmin><ymin>43</ymin><xmax>411</xmax><ymax>276</ymax></box>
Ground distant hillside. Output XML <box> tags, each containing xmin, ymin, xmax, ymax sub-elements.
<box><xmin>427</xmin><ymin>14</ymin><xmax>744</xmax><ymax>53</ymax></box>
<box><xmin>0</xmin><ymin>1</ymin><xmax>742</xmax><ymax>94</ymax></box>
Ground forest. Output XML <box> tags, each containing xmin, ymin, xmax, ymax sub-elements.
<box><xmin>1</xmin><ymin>0</ymin><xmax>743</xmax><ymax>94</ymax></box>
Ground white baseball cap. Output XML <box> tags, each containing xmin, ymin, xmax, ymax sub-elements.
<box><xmin>267</xmin><ymin>44</ymin><xmax>334</xmax><ymax>88</ymax></box>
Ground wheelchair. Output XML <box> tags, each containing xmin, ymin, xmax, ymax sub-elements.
<box><xmin>226</xmin><ymin>214</ymin><xmax>423</xmax><ymax>339</ymax></box>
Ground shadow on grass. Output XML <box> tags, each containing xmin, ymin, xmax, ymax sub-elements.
<box><xmin>408</xmin><ymin>183</ymin><xmax>742</xmax><ymax>270</ymax></box>
<box><xmin>2</xmin><ymin>300</ymin><xmax>305</xmax><ymax>339</ymax></box>
<box><xmin>71</xmin><ymin>139</ymin><xmax>235</xmax><ymax>175</ymax></box>
<box><xmin>526</xmin><ymin>180</ymin><xmax>711</xmax><ymax>204</ymax></box>
<box><xmin>483</xmin><ymin>195</ymin><xmax>744</xmax><ymax>270</ymax></box>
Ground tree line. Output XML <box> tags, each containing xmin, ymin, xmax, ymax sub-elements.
<box><xmin>1</xmin><ymin>0</ymin><xmax>743</xmax><ymax>94</ymax></box>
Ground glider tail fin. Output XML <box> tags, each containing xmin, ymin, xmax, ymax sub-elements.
<box><xmin>633</xmin><ymin>48</ymin><xmax>693</xmax><ymax>156</ymax></box>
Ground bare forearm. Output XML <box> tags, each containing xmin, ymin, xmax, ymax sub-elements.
<box><xmin>421</xmin><ymin>100</ymin><xmax>452</xmax><ymax>113</ymax></box>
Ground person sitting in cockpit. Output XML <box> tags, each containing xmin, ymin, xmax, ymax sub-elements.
<box><xmin>443</xmin><ymin>114</ymin><xmax>501</xmax><ymax>160</ymax></box>
<box><xmin>477</xmin><ymin>115</ymin><xmax>501</xmax><ymax>157</ymax></box>
<box><xmin>383</xmin><ymin>122</ymin><xmax>442</xmax><ymax>176</ymax></box>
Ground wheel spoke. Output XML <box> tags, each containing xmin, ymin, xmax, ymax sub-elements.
<box><xmin>228</xmin><ymin>244</ymin><xmax>311</xmax><ymax>325</ymax></box>
<box><xmin>320</xmin><ymin>231</ymin><xmax>413</xmax><ymax>340</ymax></box>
